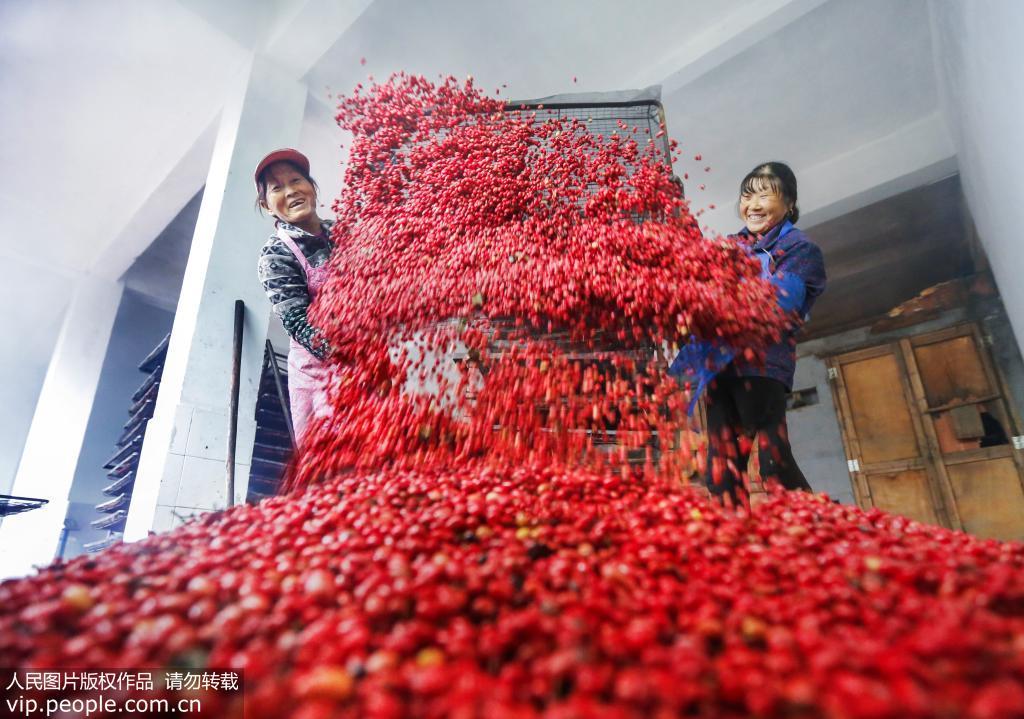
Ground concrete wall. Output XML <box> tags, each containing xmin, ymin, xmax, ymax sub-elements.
<box><xmin>0</xmin><ymin>274</ymin><xmax>74</xmax><ymax>497</ymax></box>
<box><xmin>62</xmin><ymin>290</ymin><xmax>174</xmax><ymax>558</ymax></box>
<box><xmin>788</xmin><ymin>355</ymin><xmax>855</xmax><ymax>504</ymax></box>
<box><xmin>930</xmin><ymin>0</ymin><xmax>1024</xmax><ymax>357</ymax></box>
<box><xmin>0</xmin><ymin>364</ymin><xmax>49</xmax><ymax>498</ymax></box>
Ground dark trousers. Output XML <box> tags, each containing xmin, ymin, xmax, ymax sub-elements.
<box><xmin>704</xmin><ymin>375</ymin><xmax>811</xmax><ymax>505</ymax></box>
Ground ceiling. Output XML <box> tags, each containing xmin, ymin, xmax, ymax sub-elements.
<box><xmin>122</xmin><ymin>189</ymin><xmax>204</xmax><ymax>311</ymax></box>
<box><xmin>804</xmin><ymin>174</ymin><xmax>973</xmax><ymax>337</ymax></box>
<box><xmin>660</xmin><ymin>0</ymin><xmax>943</xmax><ymax>232</ymax></box>
<box><xmin>1</xmin><ymin>0</ymin><xmax>972</xmax><ymax>480</ymax></box>
<box><xmin>302</xmin><ymin>0</ymin><xmax>752</xmax><ymax>104</ymax></box>
<box><xmin>1</xmin><ymin>0</ymin><xmax>954</xmax><ymax>308</ymax></box>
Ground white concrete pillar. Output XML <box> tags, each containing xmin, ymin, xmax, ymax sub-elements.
<box><xmin>125</xmin><ymin>55</ymin><xmax>309</xmax><ymax>540</ymax></box>
<box><xmin>0</xmin><ymin>275</ymin><xmax>123</xmax><ymax>579</ymax></box>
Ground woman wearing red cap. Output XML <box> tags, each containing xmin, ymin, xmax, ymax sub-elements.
<box><xmin>254</xmin><ymin>149</ymin><xmax>333</xmax><ymax>444</ymax></box>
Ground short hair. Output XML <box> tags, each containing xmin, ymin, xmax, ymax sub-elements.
<box><xmin>255</xmin><ymin>160</ymin><xmax>320</xmax><ymax>215</ymax></box>
<box><xmin>739</xmin><ymin>161</ymin><xmax>799</xmax><ymax>224</ymax></box>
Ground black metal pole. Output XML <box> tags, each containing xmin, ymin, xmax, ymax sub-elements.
<box><xmin>56</xmin><ymin>525</ymin><xmax>71</xmax><ymax>560</ymax></box>
<box><xmin>227</xmin><ymin>300</ymin><xmax>244</xmax><ymax>507</ymax></box>
<box><xmin>265</xmin><ymin>339</ymin><xmax>297</xmax><ymax>450</ymax></box>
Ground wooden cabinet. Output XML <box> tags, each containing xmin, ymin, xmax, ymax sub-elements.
<box><xmin>827</xmin><ymin>324</ymin><xmax>1024</xmax><ymax>541</ymax></box>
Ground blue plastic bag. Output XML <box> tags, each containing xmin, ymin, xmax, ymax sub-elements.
<box><xmin>668</xmin><ymin>339</ymin><xmax>734</xmax><ymax>415</ymax></box>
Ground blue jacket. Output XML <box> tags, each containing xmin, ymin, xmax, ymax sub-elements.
<box><xmin>670</xmin><ymin>220</ymin><xmax>826</xmax><ymax>413</ymax></box>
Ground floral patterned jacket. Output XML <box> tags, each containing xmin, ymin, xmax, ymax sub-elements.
<box><xmin>256</xmin><ymin>219</ymin><xmax>335</xmax><ymax>359</ymax></box>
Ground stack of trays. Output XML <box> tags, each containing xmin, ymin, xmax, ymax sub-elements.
<box><xmin>87</xmin><ymin>334</ymin><xmax>169</xmax><ymax>550</ymax></box>
<box><xmin>246</xmin><ymin>342</ymin><xmax>294</xmax><ymax>502</ymax></box>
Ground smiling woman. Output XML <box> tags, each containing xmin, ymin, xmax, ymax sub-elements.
<box><xmin>704</xmin><ymin>161</ymin><xmax>826</xmax><ymax>505</ymax></box>
<box><xmin>738</xmin><ymin>162</ymin><xmax>799</xmax><ymax>233</ymax></box>
<box><xmin>257</xmin><ymin>152</ymin><xmax>323</xmax><ymax>234</ymax></box>
<box><xmin>254</xmin><ymin>149</ymin><xmax>335</xmax><ymax>445</ymax></box>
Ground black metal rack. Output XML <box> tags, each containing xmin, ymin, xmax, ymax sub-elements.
<box><xmin>0</xmin><ymin>494</ymin><xmax>49</xmax><ymax>517</ymax></box>
<box><xmin>84</xmin><ymin>334</ymin><xmax>169</xmax><ymax>551</ymax></box>
<box><xmin>246</xmin><ymin>340</ymin><xmax>295</xmax><ymax>502</ymax></box>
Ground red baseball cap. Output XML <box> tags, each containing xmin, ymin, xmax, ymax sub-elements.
<box><xmin>254</xmin><ymin>148</ymin><xmax>310</xmax><ymax>188</ymax></box>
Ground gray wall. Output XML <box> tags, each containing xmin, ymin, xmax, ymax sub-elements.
<box><xmin>788</xmin><ymin>355</ymin><xmax>856</xmax><ymax>504</ymax></box>
<box><xmin>62</xmin><ymin>290</ymin><xmax>174</xmax><ymax>557</ymax></box>
<box><xmin>0</xmin><ymin>363</ymin><xmax>49</xmax><ymax>497</ymax></box>
<box><xmin>931</xmin><ymin>0</ymin><xmax>1024</xmax><ymax>363</ymax></box>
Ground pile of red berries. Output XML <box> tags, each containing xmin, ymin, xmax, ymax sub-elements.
<box><xmin>3</xmin><ymin>465</ymin><xmax>1023</xmax><ymax>717</ymax></box>
<box><xmin>2</xmin><ymin>74</ymin><xmax>1023</xmax><ymax>718</ymax></box>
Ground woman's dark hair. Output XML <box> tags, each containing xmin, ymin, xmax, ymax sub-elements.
<box><xmin>739</xmin><ymin>161</ymin><xmax>799</xmax><ymax>224</ymax></box>
<box><xmin>255</xmin><ymin>160</ymin><xmax>320</xmax><ymax>215</ymax></box>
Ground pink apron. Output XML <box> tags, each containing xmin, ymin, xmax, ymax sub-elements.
<box><xmin>277</xmin><ymin>228</ymin><xmax>332</xmax><ymax>445</ymax></box>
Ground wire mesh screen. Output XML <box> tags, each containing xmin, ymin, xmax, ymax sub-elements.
<box><xmin>394</xmin><ymin>91</ymin><xmax>689</xmax><ymax>470</ymax></box>
<box><xmin>507</xmin><ymin>100</ymin><xmax>673</xmax><ymax>173</ymax></box>
<box><xmin>494</xmin><ymin>99</ymin><xmax>679</xmax><ymax>216</ymax></box>
<box><xmin>395</xmin><ymin>88</ymin><xmax>677</xmax><ymax>198</ymax></box>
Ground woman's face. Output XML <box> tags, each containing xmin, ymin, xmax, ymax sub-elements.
<box><xmin>261</xmin><ymin>162</ymin><xmax>318</xmax><ymax>227</ymax></box>
<box><xmin>739</xmin><ymin>182</ymin><xmax>791</xmax><ymax>235</ymax></box>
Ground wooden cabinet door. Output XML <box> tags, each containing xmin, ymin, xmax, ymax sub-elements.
<box><xmin>902</xmin><ymin>327</ymin><xmax>1024</xmax><ymax>541</ymax></box>
<box><xmin>828</xmin><ymin>324</ymin><xmax>1024</xmax><ymax>541</ymax></box>
<box><xmin>827</xmin><ymin>345</ymin><xmax>951</xmax><ymax>527</ymax></box>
